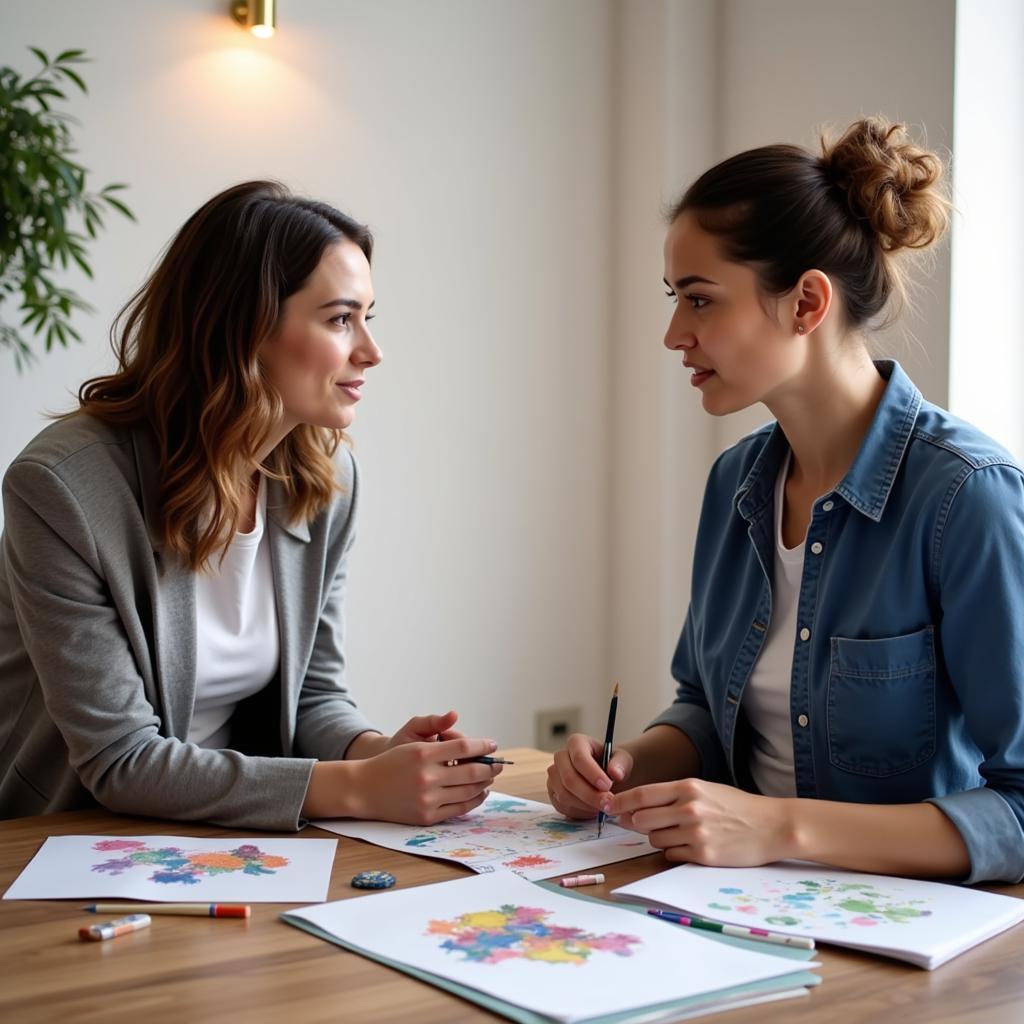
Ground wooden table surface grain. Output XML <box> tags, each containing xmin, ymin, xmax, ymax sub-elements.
<box><xmin>2</xmin><ymin>748</ymin><xmax>1023</xmax><ymax>1023</ymax></box>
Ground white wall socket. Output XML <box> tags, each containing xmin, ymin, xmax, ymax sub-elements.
<box><xmin>534</xmin><ymin>706</ymin><xmax>582</xmax><ymax>753</ymax></box>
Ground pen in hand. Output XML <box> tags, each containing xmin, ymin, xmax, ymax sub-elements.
<box><xmin>445</xmin><ymin>756</ymin><xmax>515</xmax><ymax>766</ymax></box>
<box><xmin>597</xmin><ymin>681</ymin><xmax>620</xmax><ymax>838</ymax></box>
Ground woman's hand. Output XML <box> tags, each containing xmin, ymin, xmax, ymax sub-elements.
<box><xmin>386</xmin><ymin>709</ymin><xmax>464</xmax><ymax>748</ymax></box>
<box><xmin>346</xmin><ymin>736</ymin><xmax>503</xmax><ymax>825</ymax></box>
<box><xmin>547</xmin><ymin>732</ymin><xmax>634</xmax><ymax>819</ymax></box>
<box><xmin>603</xmin><ymin>779</ymin><xmax>795</xmax><ymax>866</ymax></box>
<box><xmin>344</xmin><ymin>710</ymin><xmax>464</xmax><ymax>760</ymax></box>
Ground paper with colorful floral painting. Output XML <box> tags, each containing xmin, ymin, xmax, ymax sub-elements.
<box><xmin>315</xmin><ymin>792</ymin><xmax>656</xmax><ymax>880</ymax></box>
<box><xmin>3</xmin><ymin>835</ymin><xmax>337</xmax><ymax>902</ymax></box>
<box><xmin>283</xmin><ymin>871</ymin><xmax>814</xmax><ymax>1023</ymax></box>
<box><xmin>612</xmin><ymin>862</ymin><xmax>1024</xmax><ymax>968</ymax></box>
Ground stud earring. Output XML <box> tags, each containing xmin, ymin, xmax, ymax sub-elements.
<box><xmin>796</xmin><ymin>324</ymin><xmax>806</xmax><ymax>334</ymax></box>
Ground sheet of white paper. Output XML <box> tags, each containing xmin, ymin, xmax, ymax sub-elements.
<box><xmin>3</xmin><ymin>836</ymin><xmax>337</xmax><ymax>903</ymax></box>
<box><xmin>316</xmin><ymin>791</ymin><xmax>656</xmax><ymax>879</ymax></box>
<box><xmin>284</xmin><ymin>872</ymin><xmax>815</xmax><ymax>1024</ymax></box>
<box><xmin>613</xmin><ymin>863</ymin><xmax>1024</xmax><ymax>968</ymax></box>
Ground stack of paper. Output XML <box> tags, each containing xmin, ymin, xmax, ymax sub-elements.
<box><xmin>283</xmin><ymin>872</ymin><xmax>820</xmax><ymax>1024</ymax></box>
<box><xmin>612</xmin><ymin>863</ymin><xmax>1024</xmax><ymax>969</ymax></box>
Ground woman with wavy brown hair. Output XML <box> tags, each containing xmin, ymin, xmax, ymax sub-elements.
<box><xmin>549</xmin><ymin>118</ymin><xmax>1024</xmax><ymax>883</ymax></box>
<box><xmin>0</xmin><ymin>180</ymin><xmax>502</xmax><ymax>828</ymax></box>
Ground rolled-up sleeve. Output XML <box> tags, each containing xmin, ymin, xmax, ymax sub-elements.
<box><xmin>926</xmin><ymin>462</ymin><xmax>1024</xmax><ymax>883</ymax></box>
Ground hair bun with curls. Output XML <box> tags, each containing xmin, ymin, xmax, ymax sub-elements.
<box><xmin>821</xmin><ymin>116</ymin><xmax>950</xmax><ymax>253</ymax></box>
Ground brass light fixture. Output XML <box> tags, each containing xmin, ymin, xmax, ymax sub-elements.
<box><xmin>231</xmin><ymin>0</ymin><xmax>276</xmax><ymax>38</ymax></box>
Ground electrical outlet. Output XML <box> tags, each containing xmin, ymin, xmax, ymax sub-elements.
<box><xmin>534</xmin><ymin>706</ymin><xmax>582</xmax><ymax>753</ymax></box>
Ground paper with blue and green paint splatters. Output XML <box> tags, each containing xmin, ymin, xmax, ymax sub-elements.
<box><xmin>612</xmin><ymin>862</ymin><xmax>1024</xmax><ymax>968</ymax></box>
<box><xmin>315</xmin><ymin>792</ymin><xmax>656</xmax><ymax>880</ymax></box>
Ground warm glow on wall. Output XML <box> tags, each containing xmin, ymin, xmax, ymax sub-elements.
<box><xmin>231</xmin><ymin>0</ymin><xmax>276</xmax><ymax>38</ymax></box>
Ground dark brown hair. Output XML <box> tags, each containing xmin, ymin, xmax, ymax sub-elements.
<box><xmin>669</xmin><ymin>116</ymin><xmax>950</xmax><ymax>327</ymax></box>
<box><xmin>78</xmin><ymin>180</ymin><xmax>373</xmax><ymax>571</ymax></box>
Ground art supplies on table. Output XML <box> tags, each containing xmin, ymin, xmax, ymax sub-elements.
<box><xmin>83</xmin><ymin>903</ymin><xmax>251</xmax><ymax>917</ymax></box>
<box><xmin>596</xmin><ymin>682</ymin><xmax>619</xmax><ymax>839</ymax></box>
<box><xmin>315</xmin><ymin>791</ymin><xmax>656</xmax><ymax>881</ymax></box>
<box><xmin>612</xmin><ymin>862</ymin><xmax>1024</xmax><ymax>969</ymax></box>
<box><xmin>282</xmin><ymin>872</ymin><xmax>821</xmax><ymax>1024</ymax></box>
<box><xmin>79</xmin><ymin>912</ymin><xmax>151</xmax><ymax>942</ymax></box>
<box><xmin>3</xmin><ymin>836</ymin><xmax>337</xmax><ymax>903</ymax></box>
<box><xmin>559</xmin><ymin>873</ymin><xmax>604</xmax><ymax>888</ymax></box>
<box><xmin>645</xmin><ymin>908</ymin><xmax>815</xmax><ymax>950</ymax></box>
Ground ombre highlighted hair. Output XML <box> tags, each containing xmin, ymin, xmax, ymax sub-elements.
<box><xmin>78</xmin><ymin>180</ymin><xmax>373</xmax><ymax>571</ymax></box>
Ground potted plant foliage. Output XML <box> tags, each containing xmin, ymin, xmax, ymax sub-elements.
<box><xmin>0</xmin><ymin>47</ymin><xmax>134</xmax><ymax>371</ymax></box>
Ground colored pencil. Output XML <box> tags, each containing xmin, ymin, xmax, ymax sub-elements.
<box><xmin>646</xmin><ymin>908</ymin><xmax>815</xmax><ymax>949</ymax></box>
<box><xmin>83</xmin><ymin>903</ymin><xmax>251</xmax><ymax>918</ymax></box>
<box><xmin>596</xmin><ymin>682</ymin><xmax>619</xmax><ymax>838</ymax></box>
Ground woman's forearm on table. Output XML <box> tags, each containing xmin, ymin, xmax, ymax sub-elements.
<box><xmin>785</xmin><ymin>797</ymin><xmax>971</xmax><ymax>878</ymax></box>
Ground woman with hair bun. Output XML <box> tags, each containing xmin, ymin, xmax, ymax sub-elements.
<box><xmin>549</xmin><ymin>118</ymin><xmax>1024</xmax><ymax>883</ymax></box>
<box><xmin>0</xmin><ymin>181</ymin><xmax>502</xmax><ymax>828</ymax></box>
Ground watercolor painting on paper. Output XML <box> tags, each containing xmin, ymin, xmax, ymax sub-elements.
<box><xmin>284</xmin><ymin>872</ymin><xmax>814</xmax><ymax>1023</ymax></box>
<box><xmin>316</xmin><ymin>792</ymin><xmax>655</xmax><ymax>880</ymax></box>
<box><xmin>612</xmin><ymin>862</ymin><xmax>1024</xmax><ymax>968</ymax></box>
<box><xmin>4</xmin><ymin>835</ymin><xmax>337</xmax><ymax>903</ymax></box>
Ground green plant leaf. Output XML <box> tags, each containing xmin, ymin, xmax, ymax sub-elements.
<box><xmin>102</xmin><ymin>194</ymin><xmax>135</xmax><ymax>220</ymax></box>
<box><xmin>1</xmin><ymin>45</ymin><xmax>133</xmax><ymax>370</ymax></box>
<box><xmin>55</xmin><ymin>65</ymin><xmax>87</xmax><ymax>93</ymax></box>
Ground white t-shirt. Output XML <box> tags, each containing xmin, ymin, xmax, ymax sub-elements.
<box><xmin>743</xmin><ymin>453</ymin><xmax>803</xmax><ymax>797</ymax></box>
<box><xmin>188</xmin><ymin>481</ymin><xmax>279</xmax><ymax>749</ymax></box>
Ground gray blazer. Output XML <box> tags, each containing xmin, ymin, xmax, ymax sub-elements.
<box><xmin>0</xmin><ymin>414</ymin><xmax>377</xmax><ymax>829</ymax></box>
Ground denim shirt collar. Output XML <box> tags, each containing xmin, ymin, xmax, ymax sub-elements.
<box><xmin>735</xmin><ymin>360</ymin><xmax>923</xmax><ymax>523</ymax></box>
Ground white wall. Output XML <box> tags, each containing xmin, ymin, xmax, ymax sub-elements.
<box><xmin>0</xmin><ymin>0</ymin><xmax>615</xmax><ymax>746</ymax></box>
<box><xmin>950</xmin><ymin>0</ymin><xmax>1024</xmax><ymax>463</ymax></box>
<box><xmin>0</xmin><ymin>0</ymin><xmax>965</xmax><ymax>753</ymax></box>
<box><xmin>607</xmin><ymin>1</ymin><xmax>717</xmax><ymax>739</ymax></box>
<box><xmin>711</xmin><ymin>0</ymin><xmax>957</xmax><ymax>451</ymax></box>
<box><xmin>609</xmin><ymin>0</ymin><xmax>959</xmax><ymax>736</ymax></box>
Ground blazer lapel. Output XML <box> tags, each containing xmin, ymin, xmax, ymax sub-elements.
<box><xmin>266</xmin><ymin>477</ymin><xmax>311</xmax><ymax>753</ymax></box>
<box><xmin>131</xmin><ymin>427</ymin><xmax>197</xmax><ymax>741</ymax></box>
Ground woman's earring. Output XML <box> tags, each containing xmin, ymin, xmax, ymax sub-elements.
<box><xmin>796</xmin><ymin>324</ymin><xmax>806</xmax><ymax>334</ymax></box>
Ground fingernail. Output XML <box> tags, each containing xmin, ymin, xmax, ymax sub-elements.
<box><xmin>596</xmin><ymin>778</ymin><xmax>611</xmax><ymax>791</ymax></box>
<box><xmin>487</xmin><ymin>739</ymin><xmax>497</xmax><ymax>751</ymax></box>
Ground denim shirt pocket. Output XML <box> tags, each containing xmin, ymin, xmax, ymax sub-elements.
<box><xmin>826</xmin><ymin>626</ymin><xmax>937</xmax><ymax>777</ymax></box>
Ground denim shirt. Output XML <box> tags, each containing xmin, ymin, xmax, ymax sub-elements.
<box><xmin>650</xmin><ymin>361</ymin><xmax>1024</xmax><ymax>883</ymax></box>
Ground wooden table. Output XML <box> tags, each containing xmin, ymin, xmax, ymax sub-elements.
<box><xmin>2</xmin><ymin>748</ymin><xmax>1023</xmax><ymax>1023</ymax></box>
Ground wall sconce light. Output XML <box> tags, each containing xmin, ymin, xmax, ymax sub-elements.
<box><xmin>231</xmin><ymin>0</ymin><xmax>276</xmax><ymax>38</ymax></box>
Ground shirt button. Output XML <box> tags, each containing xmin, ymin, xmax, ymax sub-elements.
<box><xmin>810</xmin><ymin>541</ymin><xmax>823</xmax><ymax>555</ymax></box>
<box><xmin>799</xmin><ymin>627</ymin><xmax>811</xmax><ymax>641</ymax></box>
<box><xmin>797</xmin><ymin>714</ymin><xmax>809</xmax><ymax>728</ymax></box>
<box><xmin>822</xmin><ymin>500</ymin><xmax>834</xmax><ymax>512</ymax></box>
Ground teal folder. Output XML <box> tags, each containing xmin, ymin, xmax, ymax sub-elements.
<box><xmin>280</xmin><ymin>879</ymin><xmax>821</xmax><ymax>1024</ymax></box>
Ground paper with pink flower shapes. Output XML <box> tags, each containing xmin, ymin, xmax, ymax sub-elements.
<box><xmin>3</xmin><ymin>835</ymin><xmax>336</xmax><ymax>902</ymax></box>
<box><xmin>316</xmin><ymin>791</ymin><xmax>655</xmax><ymax>880</ymax></box>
